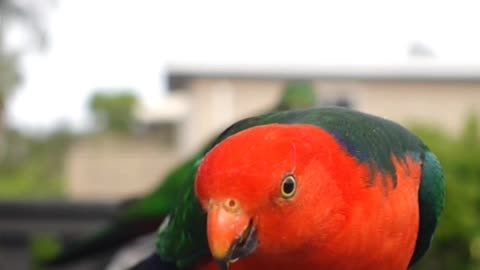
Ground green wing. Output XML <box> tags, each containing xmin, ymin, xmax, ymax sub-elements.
<box><xmin>409</xmin><ymin>151</ymin><xmax>445</xmax><ymax>265</ymax></box>
<box><xmin>156</xmin><ymin>168</ymin><xmax>210</xmax><ymax>268</ymax></box>
<box><xmin>121</xmin><ymin>157</ymin><xmax>200</xmax><ymax>224</ymax></box>
<box><xmin>41</xmin><ymin>156</ymin><xmax>200</xmax><ymax>266</ymax></box>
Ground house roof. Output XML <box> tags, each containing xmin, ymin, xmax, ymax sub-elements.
<box><xmin>167</xmin><ymin>63</ymin><xmax>480</xmax><ymax>87</ymax></box>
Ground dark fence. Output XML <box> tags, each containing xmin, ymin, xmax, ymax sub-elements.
<box><xmin>0</xmin><ymin>200</ymin><xmax>118</xmax><ymax>270</ymax></box>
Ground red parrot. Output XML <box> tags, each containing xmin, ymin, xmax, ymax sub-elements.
<box><xmin>131</xmin><ymin>107</ymin><xmax>445</xmax><ymax>270</ymax></box>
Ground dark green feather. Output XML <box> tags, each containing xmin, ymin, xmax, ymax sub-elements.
<box><xmin>409</xmin><ymin>151</ymin><xmax>445</xmax><ymax>265</ymax></box>
<box><xmin>156</xmin><ymin>174</ymin><xmax>209</xmax><ymax>268</ymax></box>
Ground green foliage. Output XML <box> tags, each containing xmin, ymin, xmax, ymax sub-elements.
<box><xmin>89</xmin><ymin>91</ymin><xmax>138</xmax><ymax>132</ymax></box>
<box><xmin>276</xmin><ymin>81</ymin><xmax>316</xmax><ymax>110</ymax></box>
<box><xmin>412</xmin><ymin>114</ymin><xmax>480</xmax><ymax>270</ymax></box>
<box><xmin>30</xmin><ymin>234</ymin><xmax>62</xmax><ymax>269</ymax></box>
<box><xmin>0</xmin><ymin>129</ymin><xmax>71</xmax><ymax>199</ymax></box>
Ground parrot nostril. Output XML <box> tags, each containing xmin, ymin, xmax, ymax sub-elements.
<box><xmin>224</xmin><ymin>198</ymin><xmax>240</xmax><ymax>212</ymax></box>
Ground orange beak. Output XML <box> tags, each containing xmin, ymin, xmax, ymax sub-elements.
<box><xmin>207</xmin><ymin>202</ymin><xmax>258</xmax><ymax>270</ymax></box>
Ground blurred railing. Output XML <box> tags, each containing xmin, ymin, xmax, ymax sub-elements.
<box><xmin>0</xmin><ymin>200</ymin><xmax>118</xmax><ymax>270</ymax></box>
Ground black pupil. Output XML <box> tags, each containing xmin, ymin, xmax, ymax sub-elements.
<box><xmin>283</xmin><ymin>177</ymin><xmax>295</xmax><ymax>194</ymax></box>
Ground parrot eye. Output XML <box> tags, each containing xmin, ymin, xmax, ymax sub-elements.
<box><xmin>281</xmin><ymin>174</ymin><xmax>297</xmax><ymax>199</ymax></box>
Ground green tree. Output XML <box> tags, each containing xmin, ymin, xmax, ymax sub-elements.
<box><xmin>276</xmin><ymin>81</ymin><xmax>317</xmax><ymax>110</ymax></box>
<box><xmin>89</xmin><ymin>91</ymin><xmax>138</xmax><ymax>132</ymax></box>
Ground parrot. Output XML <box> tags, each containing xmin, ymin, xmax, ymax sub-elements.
<box><xmin>129</xmin><ymin>107</ymin><xmax>445</xmax><ymax>270</ymax></box>
<box><xmin>40</xmin><ymin>84</ymin><xmax>318</xmax><ymax>267</ymax></box>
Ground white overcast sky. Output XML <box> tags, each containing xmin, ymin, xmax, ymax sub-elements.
<box><xmin>5</xmin><ymin>0</ymin><xmax>480</xmax><ymax>132</ymax></box>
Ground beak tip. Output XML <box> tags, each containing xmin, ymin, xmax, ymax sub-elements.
<box><xmin>216</xmin><ymin>259</ymin><xmax>229</xmax><ymax>270</ymax></box>
<box><xmin>207</xmin><ymin>206</ymin><xmax>258</xmax><ymax>270</ymax></box>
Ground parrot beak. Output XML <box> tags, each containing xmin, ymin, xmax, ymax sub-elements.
<box><xmin>207</xmin><ymin>203</ymin><xmax>258</xmax><ymax>270</ymax></box>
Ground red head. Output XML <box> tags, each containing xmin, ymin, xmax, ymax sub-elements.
<box><xmin>195</xmin><ymin>124</ymin><xmax>356</xmax><ymax>269</ymax></box>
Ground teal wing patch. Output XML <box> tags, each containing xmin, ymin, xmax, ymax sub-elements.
<box><xmin>410</xmin><ymin>150</ymin><xmax>446</xmax><ymax>265</ymax></box>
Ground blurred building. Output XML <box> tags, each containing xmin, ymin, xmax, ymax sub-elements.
<box><xmin>66</xmin><ymin>135</ymin><xmax>179</xmax><ymax>201</ymax></box>
<box><xmin>67</xmin><ymin>64</ymin><xmax>480</xmax><ymax>200</ymax></box>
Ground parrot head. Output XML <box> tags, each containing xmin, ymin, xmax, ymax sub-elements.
<box><xmin>195</xmin><ymin>124</ymin><xmax>350</xmax><ymax>269</ymax></box>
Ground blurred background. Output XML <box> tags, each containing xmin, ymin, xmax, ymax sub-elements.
<box><xmin>1</xmin><ymin>0</ymin><xmax>480</xmax><ymax>269</ymax></box>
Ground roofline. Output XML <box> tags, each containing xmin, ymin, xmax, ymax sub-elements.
<box><xmin>167</xmin><ymin>64</ymin><xmax>480</xmax><ymax>83</ymax></box>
